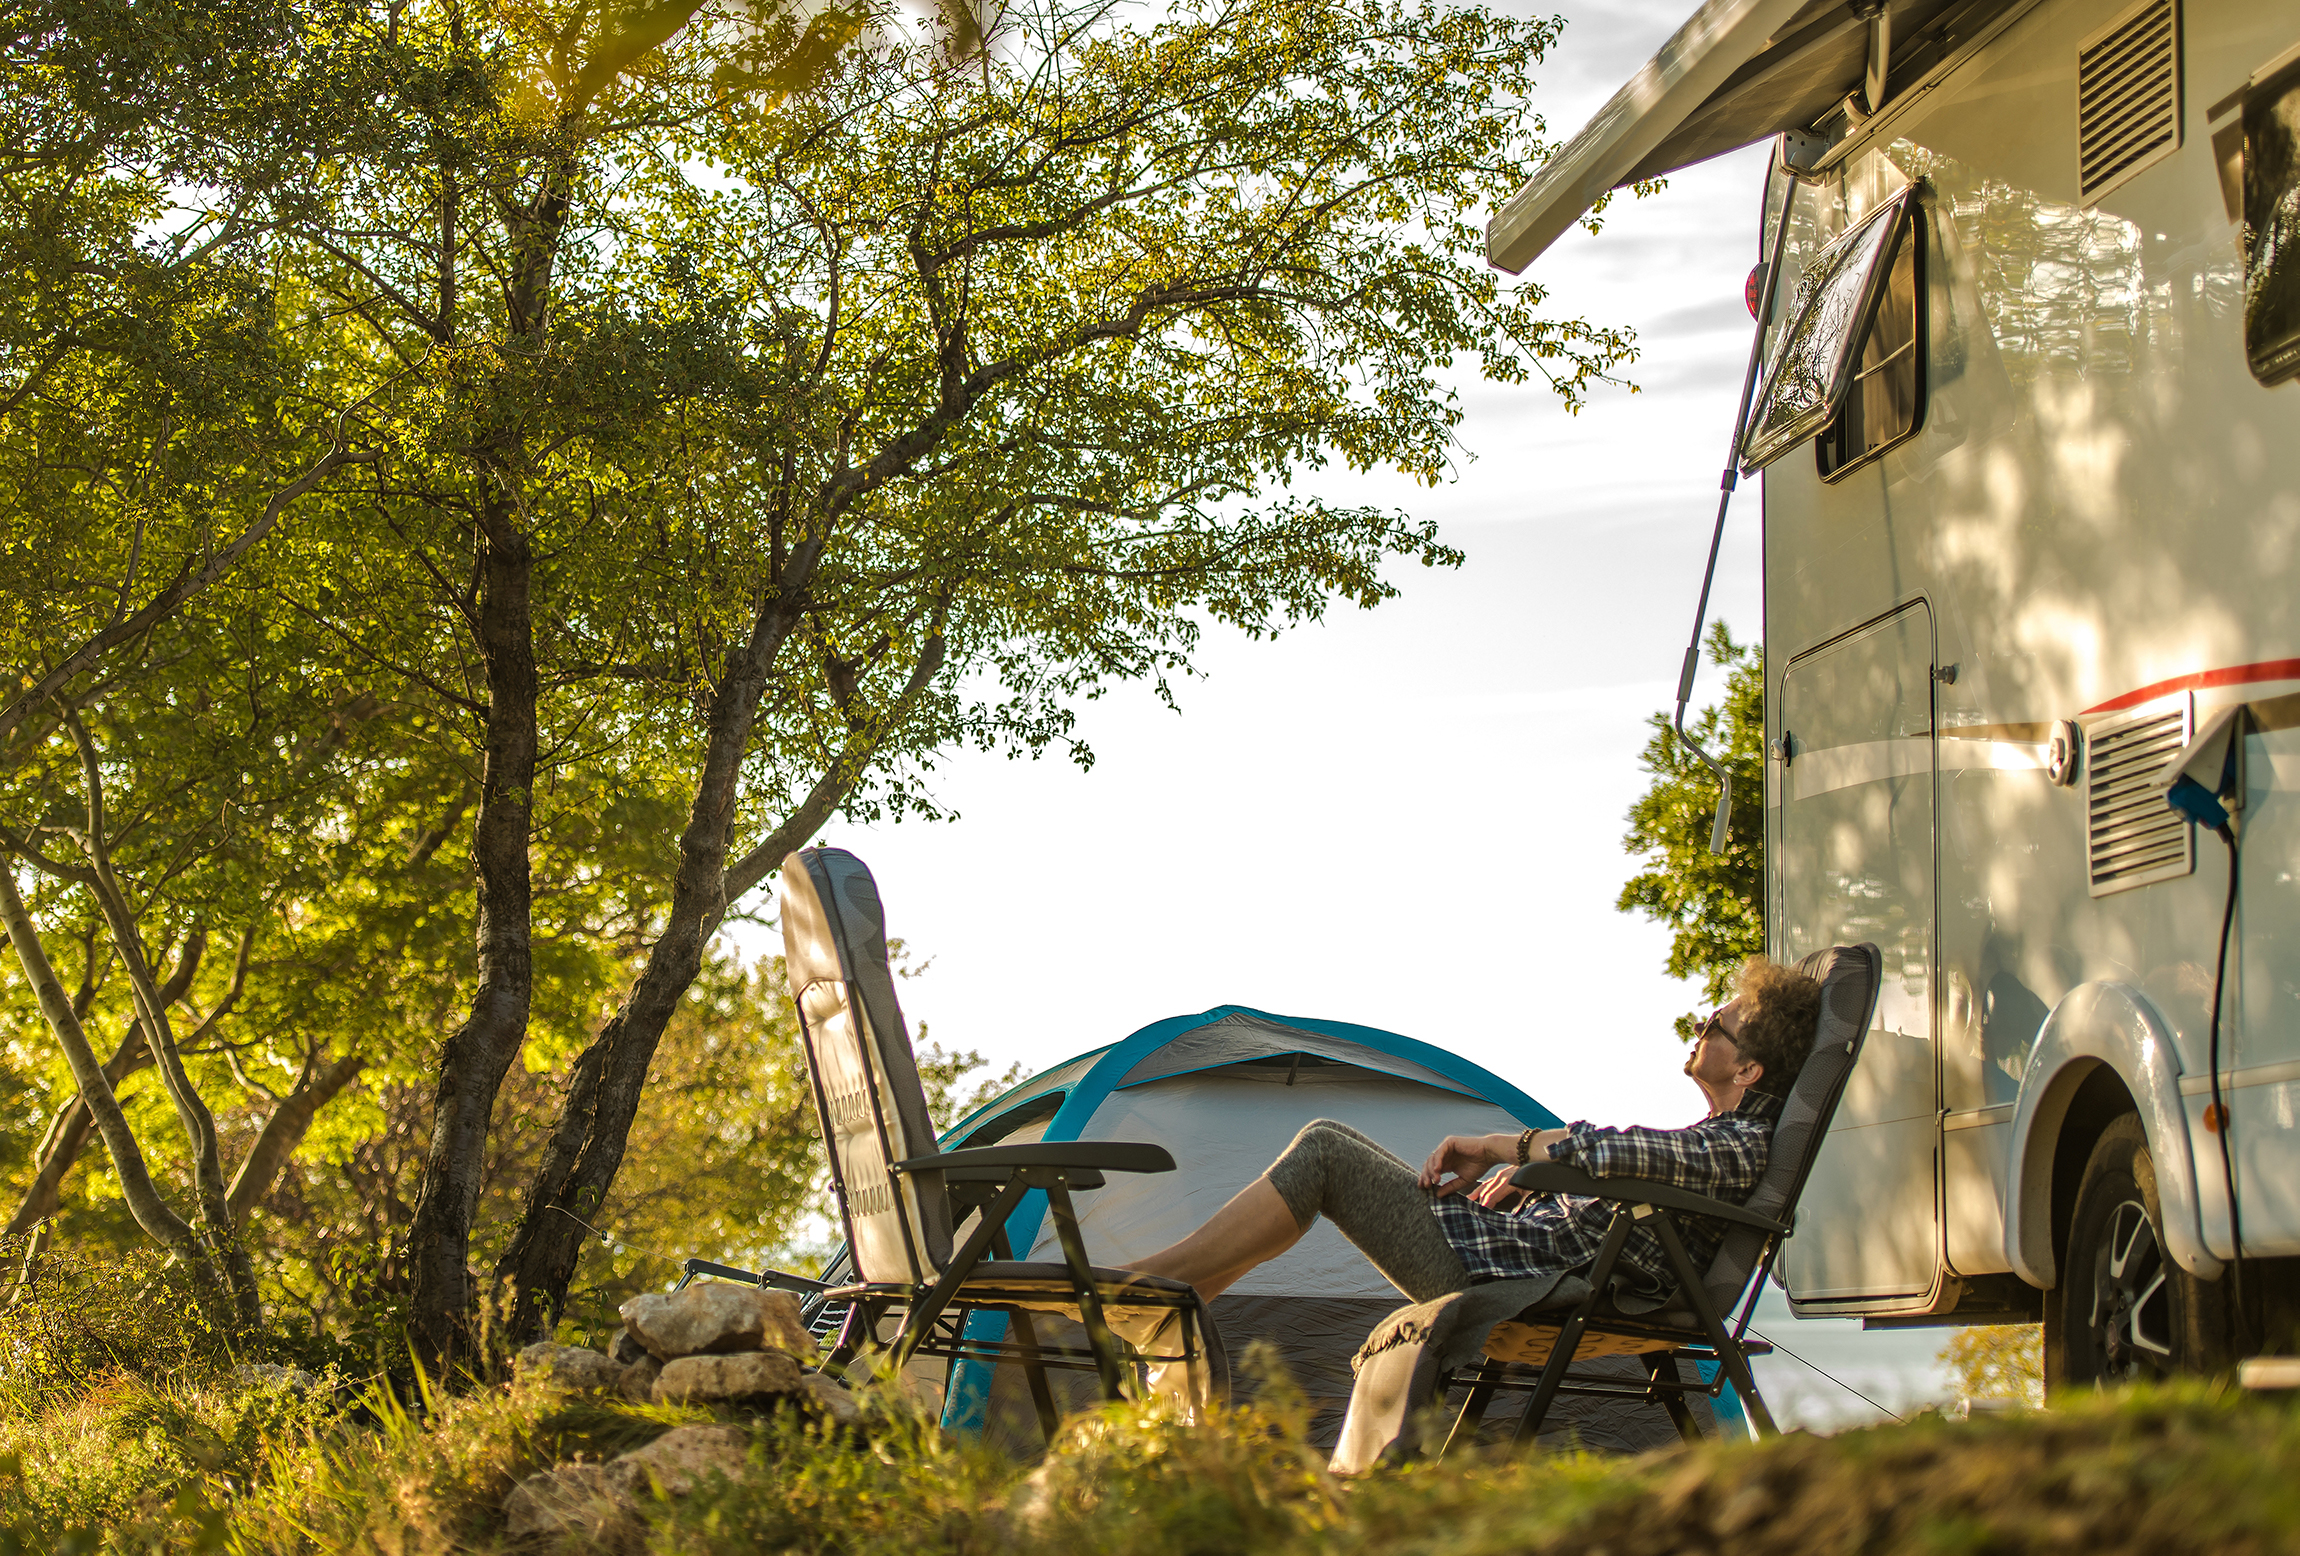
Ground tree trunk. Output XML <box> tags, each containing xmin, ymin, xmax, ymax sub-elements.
<box><xmin>496</xmin><ymin>625</ymin><xmax>944</xmax><ymax>1342</ymax></box>
<box><xmin>5</xmin><ymin>933</ymin><xmax>205</xmax><ymax>1236</ymax></box>
<box><xmin>0</xmin><ymin>871</ymin><xmax>202</xmax><ymax>1257</ymax></box>
<box><xmin>6</xmin><ymin>1028</ymin><xmax>151</xmax><ymax>1234</ymax></box>
<box><xmin>228</xmin><ymin>1052</ymin><xmax>367</xmax><ymax>1219</ymax></box>
<box><xmin>62</xmin><ymin>711</ymin><xmax>262</xmax><ymax>1327</ymax></box>
<box><xmin>404</xmin><ymin>501</ymin><xmax>537</xmax><ymax>1370</ymax></box>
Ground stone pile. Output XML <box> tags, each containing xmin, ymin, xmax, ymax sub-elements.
<box><xmin>501</xmin><ymin>1282</ymin><xmax>860</xmax><ymax>1550</ymax></box>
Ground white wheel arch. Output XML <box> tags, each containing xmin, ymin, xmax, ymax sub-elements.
<box><xmin>2003</xmin><ymin>981</ymin><xmax>2222</xmax><ymax>1288</ymax></box>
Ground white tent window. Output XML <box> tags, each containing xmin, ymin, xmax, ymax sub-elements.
<box><xmin>1740</xmin><ymin>191</ymin><xmax>1914</xmax><ymax>472</ymax></box>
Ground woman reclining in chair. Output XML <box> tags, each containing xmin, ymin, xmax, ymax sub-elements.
<box><xmin>1120</xmin><ymin>957</ymin><xmax>1822</xmax><ymax>1310</ymax></box>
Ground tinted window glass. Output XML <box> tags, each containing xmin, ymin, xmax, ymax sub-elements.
<box><xmin>1740</xmin><ymin>193</ymin><xmax>1911</xmax><ymax>471</ymax></box>
<box><xmin>1818</xmin><ymin>218</ymin><xmax>1922</xmax><ymax>477</ymax></box>
<box><xmin>2246</xmin><ymin>60</ymin><xmax>2300</xmax><ymax>386</ymax></box>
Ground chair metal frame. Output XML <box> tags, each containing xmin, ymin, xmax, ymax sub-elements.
<box><xmin>1439</xmin><ymin>1164</ymin><xmax>1788</xmax><ymax>1451</ymax></box>
<box><xmin>811</xmin><ymin>1141</ymin><xmax>1219</xmax><ymax>1440</ymax></box>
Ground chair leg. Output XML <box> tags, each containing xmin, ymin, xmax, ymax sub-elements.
<box><xmin>1514</xmin><ymin>1209</ymin><xmax>1638</xmax><ymax>1448</ymax></box>
<box><xmin>1712</xmin><ymin>1339</ymin><xmax>1779</xmax><ymax>1437</ymax></box>
<box><xmin>1044</xmin><ymin>1181</ymin><xmax>1128</xmax><ymax>1400</ymax></box>
<box><xmin>1005</xmin><ymin>1308</ymin><xmax>1063</xmax><ymax>1443</ymax></box>
<box><xmin>1440</xmin><ymin>1365</ymin><xmax>1501</xmax><ymax>1458</ymax></box>
<box><xmin>826</xmin><ymin>1298</ymin><xmax>876</xmax><ymax>1378</ymax></box>
<box><xmin>1511</xmin><ymin>1312</ymin><xmax>1591</xmax><ymax>1446</ymax></box>
<box><xmin>1649</xmin><ymin>1214</ymin><xmax>1779</xmax><ymax>1438</ymax></box>
<box><xmin>1175</xmin><ymin>1305</ymin><xmax>1204</xmax><ymax>1413</ymax></box>
<box><xmin>1643</xmin><ymin>1353</ymin><xmax>1701</xmax><ymax>1443</ymax></box>
<box><xmin>889</xmin><ymin>1177</ymin><xmax>1034</xmax><ymax>1377</ymax></box>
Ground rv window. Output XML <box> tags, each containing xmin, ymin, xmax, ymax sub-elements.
<box><xmin>1739</xmin><ymin>193</ymin><xmax>1912</xmax><ymax>472</ymax></box>
<box><xmin>1817</xmin><ymin>215</ymin><xmax>1922</xmax><ymax>478</ymax></box>
<box><xmin>2245</xmin><ymin>56</ymin><xmax>2300</xmax><ymax>386</ymax></box>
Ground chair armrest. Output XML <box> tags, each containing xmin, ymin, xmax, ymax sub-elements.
<box><xmin>945</xmin><ymin>1164</ymin><xmax>1106</xmax><ymax>1190</ymax></box>
<box><xmin>892</xmin><ymin>1141</ymin><xmax>1176</xmax><ymax>1176</ymax></box>
<box><xmin>1506</xmin><ymin>1162</ymin><xmax>1790</xmax><ymax>1234</ymax></box>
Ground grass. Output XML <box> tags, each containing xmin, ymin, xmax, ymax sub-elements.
<box><xmin>0</xmin><ymin>1256</ymin><xmax>2290</xmax><ymax>1555</ymax></box>
<box><xmin>199</xmin><ymin>1369</ymin><xmax>2300</xmax><ymax>1554</ymax></box>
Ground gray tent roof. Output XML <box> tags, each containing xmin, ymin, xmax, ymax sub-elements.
<box><xmin>1114</xmin><ymin>1011</ymin><xmax>1481</xmax><ymax>1097</ymax></box>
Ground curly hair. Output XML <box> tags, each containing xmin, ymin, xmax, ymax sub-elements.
<box><xmin>1732</xmin><ymin>957</ymin><xmax>1823</xmax><ymax>1098</ymax></box>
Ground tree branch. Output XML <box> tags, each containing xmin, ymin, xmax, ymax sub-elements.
<box><xmin>0</xmin><ymin>441</ymin><xmax>381</xmax><ymax>753</ymax></box>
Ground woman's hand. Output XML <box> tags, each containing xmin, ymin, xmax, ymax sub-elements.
<box><xmin>1418</xmin><ymin>1133</ymin><xmax>1516</xmax><ymax>1196</ymax></box>
<box><xmin>1469</xmin><ymin>1172</ymin><xmax>1526</xmax><ymax>1211</ymax></box>
<box><xmin>1420</xmin><ymin>1128</ymin><xmax>1572</xmax><ymax>1202</ymax></box>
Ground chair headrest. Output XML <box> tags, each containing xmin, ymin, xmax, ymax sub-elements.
<box><xmin>1696</xmin><ymin>943</ymin><xmax>1882</xmax><ymax>1314</ymax></box>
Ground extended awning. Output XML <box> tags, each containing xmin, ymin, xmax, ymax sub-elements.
<box><xmin>1487</xmin><ymin>0</ymin><xmax>1999</xmax><ymax>272</ymax></box>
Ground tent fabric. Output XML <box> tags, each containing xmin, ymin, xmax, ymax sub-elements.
<box><xmin>1113</xmin><ymin>1012</ymin><xmax>1480</xmax><ymax>1097</ymax></box>
<box><xmin>1035</xmin><ymin>1064</ymin><xmax>1522</xmax><ymax>1299</ymax></box>
<box><xmin>873</xmin><ymin>1004</ymin><xmax>1728</xmax><ymax>1453</ymax></box>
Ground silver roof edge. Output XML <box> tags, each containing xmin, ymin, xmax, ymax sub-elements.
<box><xmin>1487</xmin><ymin>0</ymin><xmax>1811</xmax><ymax>273</ymax></box>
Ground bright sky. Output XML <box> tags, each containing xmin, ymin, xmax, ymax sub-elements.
<box><xmin>734</xmin><ymin>0</ymin><xmax>1773</xmax><ymax>1129</ymax></box>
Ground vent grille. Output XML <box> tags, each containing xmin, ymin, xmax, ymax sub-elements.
<box><xmin>2085</xmin><ymin>698</ymin><xmax>2193</xmax><ymax>897</ymax></box>
<box><xmin>2077</xmin><ymin>0</ymin><xmax>2182</xmax><ymax>203</ymax></box>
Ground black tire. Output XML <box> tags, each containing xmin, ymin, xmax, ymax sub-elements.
<box><xmin>2046</xmin><ymin>1112</ymin><xmax>2228</xmax><ymax>1392</ymax></box>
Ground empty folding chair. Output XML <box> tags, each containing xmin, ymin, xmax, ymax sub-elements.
<box><xmin>779</xmin><ymin>846</ymin><xmax>1226</xmax><ymax>1440</ymax></box>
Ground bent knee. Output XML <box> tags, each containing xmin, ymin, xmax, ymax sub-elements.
<box><xmin>1284</xmin><ymin>1118</ymin><xmax>1354</xmax><ymax>1152</ymax></box>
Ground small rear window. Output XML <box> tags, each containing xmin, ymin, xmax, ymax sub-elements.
<box><xmin>1739</xmin><ymin>191</ymin><xmax>1915</xmax><ymax>472</ymax></box>
<box><xmin>2245</xmin><ymin>53</ymin><xmax>2300</xmax><ymax>386</ymax></box>
<box><xmin>1817</xmin><ymin>212</ymin><xmax>1922</xmax><ymax>478</ymax></box>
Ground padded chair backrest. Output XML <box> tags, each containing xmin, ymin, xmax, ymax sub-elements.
<box><xmin>779</xmin><ymin>847</ymin><xmax>952</xmax><ymax>1285</ymax></box>
<box><xmin>1694</xmin><ymin>943</ymin><xmax>1882</xmax><ymax>1317</ymax></box>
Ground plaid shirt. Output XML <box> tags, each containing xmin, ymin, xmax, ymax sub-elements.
<box><xmin>1427</xmin><ymin>1090</ymin><xmax>1782</xmax><ymax>1297</ymax></box>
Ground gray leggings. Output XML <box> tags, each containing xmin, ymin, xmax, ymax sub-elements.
<box><xmin>1263</xmin><ymin>1118</ymin><xmax>1470</xmax><ymax>1303</ymax></box>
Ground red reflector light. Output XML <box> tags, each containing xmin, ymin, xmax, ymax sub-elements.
<box><xmin>1745</xmin><ymin>264</ymin><xmax>1766</xmax><ymax>319</ymax></box>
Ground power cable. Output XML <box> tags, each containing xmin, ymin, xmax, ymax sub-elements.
<box><xmin>2206</xmin><ymin>827</ymin><xmax>2248</xmax><ymax>1352</ymax></box>
<box><xmin>1745</xmin><ymin>1325</ymin><xmax>1906</xmax><ymax>1423</ymax></box>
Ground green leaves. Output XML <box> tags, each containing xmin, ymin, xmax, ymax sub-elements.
<box><xmin>1617</xmin><ymin>623</ymin><xmax>1766</xmax><ymax>1034</ymax></box>
<box><xmin>3</xmin><ymin>0</ymin><xmax>1640</xmax><ymax>1326</ymax></box>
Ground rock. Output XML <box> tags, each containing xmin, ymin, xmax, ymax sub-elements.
<box><xmin>653</xmin><ymin>1350</ymin><xmax>804</xmax><ymax>1405</ymax></box>
<box><xmin>502</xmin><ymin>1463</ymin><xmax>646</xmax><ymax>1553</ymax></box>
<box><xmin>617</xmin><ymin>1354</ymin><xmax>663</xmax><ymax>1404</ymax></box>
<box><xmin>515</xmin><ymin>1342</ymin><xmax>626</xmax><ymax>1394</ymax></box>
<box><xmin>609</xmin><ymin>1325</ymin><xmax>649</xmax><ymax>1366</ymax></box>
<box><xmin>620</xmin><ymin>1283</ymin><xmax>816</xmax><ymax>1362</ymax></box>
<box><xmin>499</xmin><ymin>1428</ymin><xmax>751</xmax><ymax>1552</ymax></box>
<box><xmin>799</xmin><ymin>1372</ymin><xmax>863</xmax><ymax>1426</ymax></box>
<box><xmin>232</xmin><ymin>1361</ymin><xmax>318</xmax><ymax>1395</ymax></box>
<box><xmin>612</xmin><ymin>1424</ymin><xmax>750</xmax><ymax>1496</ymax></box>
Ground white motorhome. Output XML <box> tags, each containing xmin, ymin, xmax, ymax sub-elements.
<box><xmin>1495</xmin><ymin>0</ymin><xmax>2300</xmax><ymax>1383</ymax></box>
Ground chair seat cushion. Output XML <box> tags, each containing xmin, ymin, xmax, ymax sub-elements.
<box><xmin>1483</xmin><ymin>1307</ymin><xmax>1775</xmax><ymax>1367</ymax></box>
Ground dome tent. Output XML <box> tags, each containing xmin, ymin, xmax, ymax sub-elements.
<box><xmin>825</xmin><ymin>1004</ymin><xmax>1732</xmax><ymax>1453</ymax></box>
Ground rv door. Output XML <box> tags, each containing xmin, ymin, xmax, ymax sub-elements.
<box><xmin>1774</xmin><ymin>600</ymin><xmax>1942</xmax><ymax>1310</ymax></box>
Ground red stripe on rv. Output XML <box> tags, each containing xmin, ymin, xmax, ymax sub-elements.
<box><xmin>2082</xmin><ymin>659</ymin><xmax>2300</xmax><ymax>715</ymax></box>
